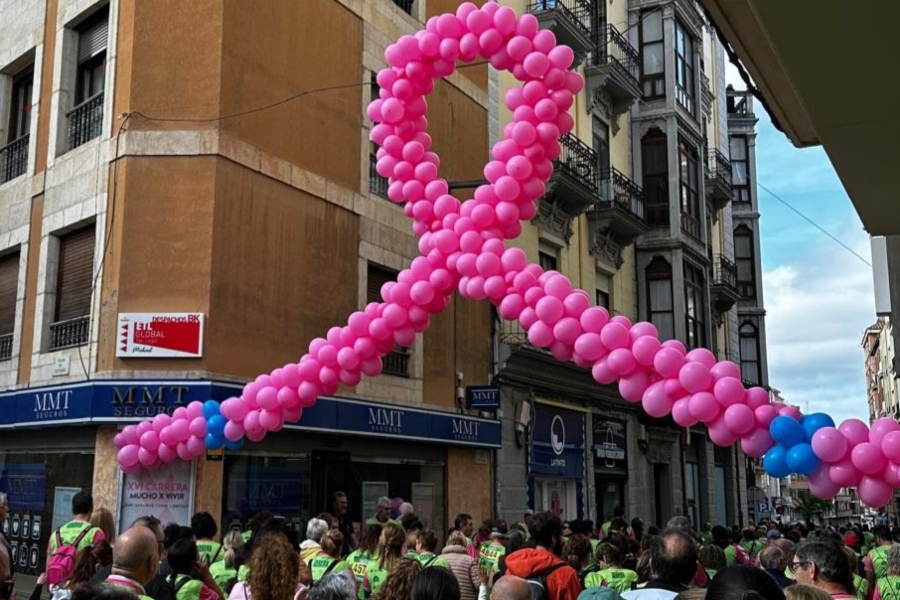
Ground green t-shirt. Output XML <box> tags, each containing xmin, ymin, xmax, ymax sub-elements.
<box><xmin>366</xmin><ymin>517</ymin><xmax>399</xmax><ymax>527</ymax></box>
<box><xmin>237</xmin><ymin>564</ymin><xmax>249</xmax><ymax>582</ymax></box>
<box><xmin>416</xmin><ymin>553</ymin><xmax>449</xmax><ymax>569</ymax></box>
<box><xmin>877</xmin><ymin>575</ymin><xmax>900</xmax><ymax>600</ymax></box>
<box><xmin>171</xmin><ymin>574</ymin><xmax>204</xmax><ymax>600</ymax></box>
<box><xmin>700</xmin><ymin>532</ymin><xmax>713</xmax><ymax>545</ymax></box>
<box><xmin>49</xmin><ymin>521</ymin><xmax>102</xmax><ymax>555</ymax></box>
<box><xmin>478</xmin><ymin>543</ymin><xmax>506</xmax><ymax>577</ymax></box>
<box><xmin>870</xmin><ymin>546</ymin><xmax>891</xmax><ymax>579</ymax></box>
<box><xmin>724</xmin><ymin>545</ymin><xmax>739</xmax><ymax>567</ymax></box>
<box><xmin>347</xmin><ymin>550</ymin><xmax>373</xmax><ymax>585</ymax></box>
<box><xmin>740</xmin><ymin>539</ymin><xmax>761</xmax><ymax>559</ymax></box>
<box><xmin>242</xmin><ymin>530</ymin><xmax>252</xmax><ymax>542</ymax></box>
<box><xmin>310</xmin><ymin>556</ymin><xmax>349</xmax><ymax>583</ymax></box>
<box><xmin>209</xmin><ymin>560</ymin><xmax>237</xmax><ymax>591</ymax></box>
<box><xmin>585</xmin><ymin>568</ymin><xmax>638</xmax><ymax>594</ymax></box>
<box><xmin>196</xmin><ymin>540</ymin><xmax>223</xmax><ymax>566</ymax></box>
<box><xmin>404</xmin><ymin>550</ymin><xmax>419</xmax><ymax>560</ymax></box>
<box><xmin>360</xmin><ymin>562</ymin><xmax>390</xmax><ymax>600</ymax></box>
<box><xmin>854</xmin><ymin>573</ymin><xmax>868</xmax><ymax>600</ymax></box>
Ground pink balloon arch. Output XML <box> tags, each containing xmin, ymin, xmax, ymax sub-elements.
<box><xmin>114</xmin><ymin>3</ymin><xmax>897</xmax><ymax>509</ymax></box>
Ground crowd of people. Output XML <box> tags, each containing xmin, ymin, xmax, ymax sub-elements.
<box><xmin>5</xmin><ymin>489</ymin><xmax>900</xmax><ymax>600</ymax></box>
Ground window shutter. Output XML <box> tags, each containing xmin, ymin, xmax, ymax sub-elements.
<box><xmin>0</xmin><ymin>252</ymin><xmax>19</xmax><ymax>334</ymax></box>
<box><xmin>367</xmin><ymin>264</ymin><xmax>397</xmax><ymax>305</ymax></box>
<box><xmin>56</xmin><ymin>226</ymin><xmax>95</xmax><ymax>321</ymax></box>
<box><xmin>78</xmin><ymin>10</ymin><xmax>109</xmax><ymax>62</ymax></box>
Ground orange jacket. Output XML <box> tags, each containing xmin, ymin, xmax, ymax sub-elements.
<box><xmin>504</xmin><ymin>548</ymin><xmax>583</xmax><ymax>600</ymax></box>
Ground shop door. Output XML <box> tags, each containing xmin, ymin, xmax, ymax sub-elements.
<box><xmin>595</xmin><ymin>475</ymin><xmax>625</xmax><ymax>524</ymax></box>
<box><xmin>309</xmin><ymin>451</ymin><xmax>352</xmax><ymax>517</ymax></box>
<box><xmin>534</xmin><ymin>478</ymin><xmax>576</xmax><ymax>521</ymax></box>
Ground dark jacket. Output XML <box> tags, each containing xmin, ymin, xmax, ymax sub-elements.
<box><xmin>93</xmin><ymin>564</ymin><xmax>176</xmax><ymax>600</ymax></box>
<box><xmin>765</xmin><ymin>567</ymin><xmax>795</xmax><ymax>589</ymax></box>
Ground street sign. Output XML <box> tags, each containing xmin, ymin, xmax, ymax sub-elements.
<box><xmin>465</xmin><ymin>386</ymin><xmax>500</xmax><ymax>409</ymax></box>
<box><xmin>757</xmin><ymin>500</ymin><xmax>770</xmax><ymax>515</ymax></box>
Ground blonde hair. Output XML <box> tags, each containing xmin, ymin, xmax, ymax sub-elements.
<box><xmin>90</xmin><ymin>508</ymin><xmax>116</xmax><ymax>542</ymax></box>
<box><xmin>785</xmin><ymin>584</ymin><xmax>833</xmax><ymax>600</ymax></box>
<box><xmin>446</xmin><ymin>531</ymin><xmax>468</xmax><ymax>548</ymax></box>
<box><xmin>222</xmin><ymin>530</ymin><xmax>244</xmax><ymax>568</ymax></box>
<box><xmin>377</xmin><ymin>523</ymin><xmax>406</xmax><ymax>571</ymax></box>
<box><xmin>319</xmin><ymin>529</ymin><xmax>344</xmax><ymax>559</ymax></box>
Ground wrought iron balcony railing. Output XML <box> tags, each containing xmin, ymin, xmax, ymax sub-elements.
<box><xmin>527</xmin><ymin>0</ymin><xmax>593</xmax><ymax>40</ymax></box>
<box><xmin>591</xmin><ymin>24</ymin><xmax>640</xmax><ymax>90</ymax></box>
<box><xmin>680</xmin><ymin>212</ymin><xmax>701</xmax><ymax>241</ymax></box>
<box><xmin>708</xmin><ymin>149</ymin><xmax>733</xmax><ymax>191</ymax></box>
<box><xmin>554</xmin><ymin>133</ymin><xmax>599</xmax><ymax>196</ymax></box>
<box><xmin>49</xmin><ymin>315</ymin><xmax>90</xmax><ymax>350</ymax></box>
<box><xmin>598</xmin><ymin>167</ymin><xmax>645</xmax><ymax>220</ymax></box>
<box><xmin>0</xmin><ymin>333</ymin><xmax>12</xmax><ymax>361</ymax></box>
<box><xmin>390</xmin><ymin>0</ymin><xmax>413</xmax><ymax>14</ymax></box>
<box><xmin>0</xmin><ymin>134</ymin><xmax>29</xmax><ymax>183</ymax></box>
<box><xmin>712</xmin><ymin>254</ymin><xmax>738</xmax><ymax>292</ymax></box>
<box><xmin>67</xmin><ymin>93</ymin><xmax>104</xmax><ymax>151</ymax></box>
<box><xmin>383</xmin><ymin>347</ymin><xmax>410</xmax><ymax>377</ymax></box>
<box><xmin>369</xmin><ymin>154</ymin><xmax>390</xmax><ymax>200</ymax></box>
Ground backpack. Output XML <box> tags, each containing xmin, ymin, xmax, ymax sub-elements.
<box><xmin>46</xmin><ymin>526</ymin><xmax>92</xmax><ymax>585</ymax></box>
<box><xmin>526</xmin><ymin>563</ymin><xmax>566</xmax><ymax>600</ymax></box>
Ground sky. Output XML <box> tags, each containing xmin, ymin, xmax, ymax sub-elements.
<box><xmin>724</xmin><ymin>66</ymin><xmax>876</xmax><ymax>425</ymax></box>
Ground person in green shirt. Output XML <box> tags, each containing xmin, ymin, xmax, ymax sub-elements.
<box><xmin>584</xmin><ymin>542</ymin><xmax>638</xmax><ymax>593</ymax></box>
<box><xmin>164</xmin><ymin>538</ymin><xmax>225</xmax><ymax>600</ymax></box>
<box><xmin>240</xmin><ymin>511</ymin><xmax>274</xmax><ymax>544</ymax></box>
<box><xmin>478</xmin><ymin>528</ymin><xmax>507</xmax><ymax>582</ymax></box>
<box><xmin>601</xmin><ymin>507</ymin><xmax>626</xmax><ymax>538</ymax></box>
<box><xmin>699</xmin><ymin>522</ymin><xmax>714</xmax><ymax>546</ymax></box>
<box><xmin>698</xmin><ymin>544</ymin><xmax>726</xmax><ymax>581</ymax></box>
<box><xmin>365</xmin><ymin>497</ymin><xmax>399</xmax><ymax>537</ymax></box>
<box><xmin>866</xmin><ymin>525</ymin><xmax>894</xmax><ymax>591</ymax></box>
<box><xmin>311</xmin><ymin>530</ymin><xmax>350</xmax><ymax>584</ymax></box>
<box><xmin>191</xmin><ymin>512</ymin><xmax>223</xmax><ymax>566</ymax></box>
<box><xmin>347</xmin><ymin>524</ymin><xmax>382</xmax><ymax>587</ymax></box>
<box><xmin>209</xmin><ymin>530</ymin><xmax>244</xmax><ymax>592</ymax></box>
<box><xmin>415</xmin><ymin>530</ymin><xmax>450</xmax><ymax>569</ymax></box>
<box><xmin>360</xmin><ymin>523</ymin><xmax>405</xmax><ymax>599</ymax></box>
<box><xmin>405</xmin><ymin>531</ymin><xmax>421</xmax><ymax>560</ymax></box>
<box><xmin>47</xmin><ymin>491</ymin><xmax>106</xmax><ymax>568</ymax></box>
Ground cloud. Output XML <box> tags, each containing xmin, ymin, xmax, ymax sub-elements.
<box><xmin>761</xmin><ymin>221</ymin><xmax>875</xmax><ymax>424</ymax></box>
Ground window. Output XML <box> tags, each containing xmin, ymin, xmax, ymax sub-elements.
<box><xmin>739</xmin><ymin>321</ymin><xmax>761</xmax><ymax>385</ymax></box>
<box><xmin>642</xmin><ymin>130</ymin><xmax>668</xmax><ymax>227</ymax></box>
<box><xmin>684</xmin><ymin>262</ymin><xmax>706</xmax><ymax>350</ymax></box>
<box><xmin>593</xmin><ymin>116</ymin><xmax>610</xmax><ymax>175</ymax></box>
<box><xmin>370</xmin><ymin>73</ymin><xmax>380</xmax><ymax>104</ymax></box>
<box><xmin>639</xmin><ymin>10</ymin><xmax>664</xmax><ymax>99</ymax></box>
<box><xmin>0</xmin><ymin>251</ymin><xmax>19</xmax><ymax>360</ymax></box>
<box><xmin>646</xmin><ymin>257</ymin><xmax>674</xmax><ymax>340</ymax></box>
<box><xmin>595</xmin><ymin>271</ymin><xmax>610</xmax><ymax>310</ymax></box>
<box><xmin>539</xmin><ymin>250</ymin><xmax>558</xmax><ymax>272</ymax></box>
<box><xmin>675</xmin><ymin>21</ymin><xmax>695</xmax><ymax>114</ymax></box>
<box><xmin>734</xmin><ymin>225</ymin><xmax>756</xmax><ymax>299</ymax></box>
<box><xmin>50</xmin><ymin>225</ymin><xmax>95</xmax><ymax>350</ymax></box>
<box><xmin>366</xmin><ymin>262</ymin><xmax>409</xmax><ymax>377</ymax></box>
<box><xmin>679</xmin><ymin>139</ymin><xmax>701</xmax><ymax>240</ymax></box>
<box><xmin>595</xmin><ymin>289</ymin><xmax>610</xmax><ymax>310</ymax></box>
<box><xmin>730</xmin><ymin>136</ymin><xmax>750</xmax><ymax>203</ymax></box>
<box><xmin>1</xmin><ymin>67</ymin><xmax>33</xmax><ymax>183</ymax></box>
<box><xmin>68</xmin><ymin>7</ymin><xmax>109</xmax><ymax>150</ymax></box>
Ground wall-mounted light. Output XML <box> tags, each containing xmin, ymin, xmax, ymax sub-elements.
<box><xmin>514</xmin><ymin>399</ymin><xmax>532</xmax><ymax>448</ymax></box>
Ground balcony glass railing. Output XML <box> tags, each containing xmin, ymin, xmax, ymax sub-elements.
<box><xmin>0</xmin><ymin>134</ymin><xmax>29</xmax><ymax>183</ymax></box>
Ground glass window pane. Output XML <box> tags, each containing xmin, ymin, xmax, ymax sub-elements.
<box><xmin>644</xmin><ymin>44</ymin><xmax>664</xmax><ymax>75</ymax></box>
<box><xmin>653</xmin><ymin>313</ymin><xmax>675</xmax><ymax>340</ymax></box>
<box><xmin>649</xmin><ymin>279</ymin><xmax>673</xmax><ymax>310</ymax></box>
<box><xmin>732</xmin><ymin>163</ymin><xmax>748</xmax><ymax>186</ymax></box>
<box><xmin>730</xmin><ymin>137</ymin><xmax>747</xmax><ymax>160</ymax></box>
<box><xmin>643</xmin><ymin>11</ymin><xmax>662</xmax><ymax>42</ymax></box>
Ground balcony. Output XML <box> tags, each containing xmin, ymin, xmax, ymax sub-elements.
<box><xmin>0</xmin><ymin>135</ymin><xmax>29</xmax><ymax>184</ymax></box>
<box><xmin>390</xmin><ymin>0</ymin><xmax>412</xmax><ymax>14</ymax></box>
<box><xmin>382</xmin><ymin>347</ymin><xmax>410</xmax><ymax>378</ymax></box>
<box><xmin>710</xmin><ymin>254</ymin><xmax>741</xmax><ymax>314</ymax></box>
<box><xmin>680</xmin><ymin>212</ymin><xmax>701</xmax><ymax>241</ymax></box>
<box><xmin>585</xmin><ymin>24</ymin><xmax>642</xmax><ymax>132</ymax></box>
<box><xmin>526</xmin><ymin>0</ymin><xmax>593</xmax><ymax>55</ymax></box>
<box><xmin>369</xmin><ymin>153</ymin><xmax>390</xmax><ymax>200</ymax></box>
<box><xmin>67</xmin><ymin>92</ymin><xmax>104</xmax><ymax>151</ymax></box>
<box><xmin>706</xmin><ymin>149</ymin><xmax>734</xmax><ymax>212</ymax></box>
<box><xmin>49</xmin><ymin>316</ymin><xmax>90</xmax><ymax>350</ymax></box>
<box><xmin>0</xmin><ymin>333</ymin><xmax>12</xmax><ymax>361</ymax></box>
<box><xmin>588</xmin><ymin>168</ymin><xmax>649</xmax><ymax>267</ymax></box>
<box><xmin>534</xmin><ymin>133</ymin><xmax>599</xmax><ymax>240</ymax></box>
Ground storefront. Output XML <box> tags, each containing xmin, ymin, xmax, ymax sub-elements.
<box><xmin>528</xmin><ymin>402</ymin><xmax>586</xmax><ymax>521</ymax></box>
<box><xmin>1</xmin><ymin>379</ymin><xmax>501</xmax><ymax>562</ymax></box>
<box><xmin>592</xmin><ymin>416</ymin><xmax>628</xmax><ymax>524</ymax></box>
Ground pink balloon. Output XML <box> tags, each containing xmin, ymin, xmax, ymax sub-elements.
<box><xmin>152</xmin><ymin>413</ymin><xmax>173</xmax><ymax>433</ymax></box>
<box><xmin>713</xmin><ymin>377</ymin><xmax>746</xmax><ymax>407</ymax></box>
<box><xmin>607</xmin><ymin>349</ymin><xmax>637</xmax><ymax>377</ymax></box>
<box><xmin>709</xmin><ymin>416</ymin><xmax>739</xmax><ymax>447</ymax></box>
<box><xmin>778</xmin><ymin>405</ymin><xmax>803</xmax><ymax>420</ymax></box>
<box><xmin>632</xmin><ymin>336</ymin><xmax>661</xmax><ymax>368</ymax></box>
<box><xmin>709</xmin><ymin>360</ymin><xmax>741</xmax><ymax>382</ymax></box>
<box><xmin>259</xmin><ymin>409</ymin><xmax>284</xmax><ymax>432</ymax></box>
<box><xmin>642</xmin><ymin>382</ymin><xmax>673</xmax><ymax>417</ymax></box>
<box><xmin>535</xmin><ymin>296</ymin><xmax>564</xmax><ymax>324</ymax></box>
<box><xmin>839</xmin><ymin>419</ymin><xmax>870</xmax><ymax>447</ymax></box>
<box><xmin>746</xmin><ymin>387</ymin><xmax>770</xmax><ymax>409</ymax></box>
<box><xmin>672</xmin><ymin>399</ymin><xmax>698</xmax><ymax>427</ymax></box>
<box><xmin>120</xmin><ymin>425</ymin><xmax>139</xmax><ymax>446</ymax></box>
<box><xmin>118</xmin><ymin>445</ymin><xmax>140</xmax><ymax>468</ymax></box>
<box><xmin>138</xmin><ymin>447</ymin><xmax>157</xmax><ymax>466</ymax></box>
<box><xmin>630</xmin><ymin>322</ymin><xmax>659</xmax><ymax>341</ymax></box>
<box><xmin>527</xmin><ymin>320</ymin><xmax>553</xmax><ymax>347</ymax></box>
<box><xmin>246</xmin><ymin>428</ymin><xmax>267</xmax><ymax>443</ymax></box>
<box><xmin>552</xmin><ymin>317</ymin><xmax>582</xmax><ymax>346</ymax></box>
<box><xmin>169</xmin><ymin>418</ymin><xmax>190</xmax><ymax>442</ymax></box>
<box><xmin>723</xmin><ymin>404</ymin><xmax>755</xmax><ymax>435</ymax></box>
<box><xmin>884</xmin><ymin>463</ymin><xmax>900</xmax><ymax>487</ymax></box>
<box><xmin>851</xmin><ymin>442</ymin><xmax>887</xmax><ymax>475</ymax></box>
<box><xmin>754</xmin><ymin>404</ymin><xmax>778</xmax><ymax>429</ymax></box>
<box><xmin>829</xmin><ymin>458</ymin><xmax>862</xmax><ymax>487</ymax></box>
<box><xmin>592</xmin><ymin>359</ymin><xmax>616</xmax><ymax>385</ymax></box>
<box><xmin>688</xmin><ymin>392</ymin><xmax>720</xmax><ymax>423</ymax></box>
<box><xmin>136</xmin><ymin>421</ymin><xmax>153</xmax><ymax>437</ymax></box>
<box><xmin>186</xmin><ymin>436</ymin><xmax>206</xmax><ymax>456</ymax></box>
<box><xmin>600</xmin><ymin>322</ymin><xmax>630</xmax><ymax>350</ymax></box>
<box><xmin>574</xmin><ymin>333</ymin><xmax>605</xmax><ymax>362</ymax></box>
<box><xmin>679</xmin><ymin>362</ymin><xmax>712</xmax><ymax>394</ymax></box>
<box><xmin>620</xmin><ymin>372</ymin><xmax>651</xmax><ymax>403</ymax></box>
<box><xmin>113</xmin><ymin>433</ymin><xmax>125</xmax><ymax>449</ymax></box>
<box><xmin>858</xmin><ymin>475</ymin><xmax>893</xmax><ymax>507</ymax></box>
<box><xmin>563</xmin><ymin>292</ymin><xmax>590</xmax><ymax>318</ymax></box>
<box><xmin>277</xmin><ymin>387</ymin><xmax>300</xmax><ymax>409</ymax></box>
<box><xmin>189</xmin><ymin>417</ymin><xmax>208</xmax><ymax>438</ymax></box>
<box><xmin>811</xmin><ymin>427</ymin><xmax>849</xmax><ymax>463</ymax></box>
<box><xmin>653</xmin><ymin>348</ymin><xmax>685</xmax><ymax>379</ymax></box>
<box><xmin>224</xmin><ymin>420</ymin><xmax>245</xmax><ymax>442</ymax></box>
<box><xmin>243</xmin><ymin>410</ymin><xmax>262</xmax><ymax>434</ymax></box>
<box><xmin>186</xmin><ymin>401</ymin><xmax>204</xmax><ymax>421</ymax></box>
<box><xmin>158</xmin><ymin>444</ymin><xmax>177</xmax><ymax>464</ymax></box>
<box><xmin>882</xmin><ymin>431</ymin><xmax>900</xmax><ymax>463</ymax></box>
<box><xmin>870</xmin><ymin>417</ymin><xmax>900</xmax><ymax>447</ymax></box>
<box><xmin>221</xmin><ymin>398</ymin><xmax>249</xmax><ymax>422</ymax></box>
<box><xmin>685</xmin><ymin>348</ymin><xmax>716</xmax><ymax>369</ymax></box>
<box><xmin>140</xmin><ymin>431</ymin><xmax>160</xmax><ymax>452</ymax></box>
<box><xmin>741</xmin><ymin>428</ymin><xmax>775</xmax><ymax>458</ymax></box>
<box><xmin>808</xmin><ymin>464</ymin><xmax>840</xmax><ymax>500</ymax></box>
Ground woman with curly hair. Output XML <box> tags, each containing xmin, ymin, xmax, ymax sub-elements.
<box><xmin>361</xmin><ymin>524</ymin><xmax>406</xmax><ymax>599</ymax></box>
<box><xmin>371</xmin><ymin>558</ymin><xmax>422</xmax><ymax>600</ymax></box>
<box><xmin>229</xmin><ymin>532</ymin><xmax>304</xmax><ymax>600</ymax></box>
<box><xmin>699</xmin><ymin>544</ymin><xmax>727</xmax><ymax>581</ymax></box>
<box><xmin>561</xmin><ymin>535</ymin><xmax>593</xmax><ymax>584</ymax></box>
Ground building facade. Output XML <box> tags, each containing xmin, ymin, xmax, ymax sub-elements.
<box><xmin>0</xmin><ymin>0</ymin><xmax>499</xmax><ymax>584</ymax></box>
<box><xmin>862</xmin><ymin>318</ymin><xmax>899</xmax><ymax>422</ymax></box>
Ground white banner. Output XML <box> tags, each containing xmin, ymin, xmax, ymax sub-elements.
<box><xmin>118</xmin><ymin>461</ymin><xmax>195</xmax><ymax>531</ymax></box>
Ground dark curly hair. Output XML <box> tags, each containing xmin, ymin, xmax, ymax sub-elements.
<box><xmin>562</xmin><ymin>534</ymin><xmax>592</xmax><ymax>570</ymax></box>
<box><xmin>249</xmin><ymin>533</ymin><xmax>300</xmax><ymax>600</ymax></box>
<box><xmin>372</xmin><ymin>558</ymin><xmax>422</xmax><ymax>600</ymax></box>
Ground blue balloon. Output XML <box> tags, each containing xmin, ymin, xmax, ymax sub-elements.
<box><xmin>763</xmin><ymin>445</ymin><xmax>791</xmax><ymax>478</ymax></box>
<box><xmin>207</xmin><ymin>414</ymin><xmax>226</xmax><ymax>437</ymax></box>
<box><xmin>786</xmin><ymin>443</ymin><xmax>820</xmax><ymax>475</ymax></box>
<box><xmin>225</xmin><ymin>439</ymin><xmax>243</xmax><ymax>451</ymax></box>
<box><xmin>204</xmin><ymin>432</ymin><xmax>224</xmax><ymax>450</ymax></box>
<box><xmin>801</xmin><ymin>413</ymin><xmax>836</xmax><ymax>441</ymax></box>
<box><xmin>770</xmin><ymin>416</ymin><xmax>805</xmax><ymax>447</ymax></box>
<box><xmin>203</xmin><ymin>400</ymin><xmax>221</xmax><ymax>419</ymax></box>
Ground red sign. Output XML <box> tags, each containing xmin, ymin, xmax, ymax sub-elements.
<box><xmin>117</xmin><ymin>313</ymin><xmax>205</xmax><ymax>358</ymax></box>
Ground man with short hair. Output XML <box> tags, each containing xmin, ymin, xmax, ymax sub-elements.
<box><xmin>622</xmin><ymin>529</ymin><xmax>698</xmax><ymax>600</ymax></box>
<box><xmin>517</xmin><ymin>510</ymin><xmax>533</xmax><ymax>540</ymax></box>
<box><xmin>490</xmin><ymin>576</ymin><xmax>531</xmax><ymax>600</ymax></box>
<box><xmin>415</xmin><ymin>530</ymin><xmax>450</xmax><ymax>569</ymax></box>
<box><xmin>759</xmin><ymin>546</ymin><xmax>793</xmax><ymax>588</ymax></box>
<box><xmin>92</xmin><ymin>516</ymin><xmax>174</xmax><ymax>600</ymax></box>
<box><xmin>504</xmin><ymin>511</ymin><xmax>582</xmax><ymax>600</ymax></box>
<box><xmin>191</xmin><ymin>512</ymin><xmax>222</xmax><ymax>566</ymax></box>
<box><xmin>102</xmin><ymin>527</ymin><xmax>161</xmax><ymax>600</ymax></box>
<box><xmin>455</xmin><ymin>513</ymin><xmax>478</xmax><ymax>559</ymax></box>
<box><xmin>47</xmin><ymin>490</ymin><xmax>105</xmax><ymax>570</ymax></box>
<box><xmin>602</xmin><ymin>507</ymin><xmax>626</xmax><ymax>538</ymax></box>
<box><xmin>791</xmin><ymin>540</ymin><xmax>853</xmax><ymax>597</ymax></box>
<box><xmin>365</xmin><ymin>497</ymin><xmax>397</xmax><ymax>535</ymax></box>
<box><xmin>865</xmin><ymin>525</ymin><xmax>893</xmax><ymax>590</ymax></box>
<box><xmin>0</xmin><ymin>542</ymin><xmax>14</xmax><ymax>600</ymax></box>
<box><xmin>301</xmin><ymin>518</ymin><xmax>329</xmax><ymax>563</ymax></box>
<box><xmin>331</xmin><ymin>491</ymin><xmax>357</xmax><ymax>555</ymax></box>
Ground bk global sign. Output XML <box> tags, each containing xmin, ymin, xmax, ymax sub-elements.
<box><xmin>117</xmin><ymin>313</ymin><xmax>205</xmax><ymax>358</ymax></box>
